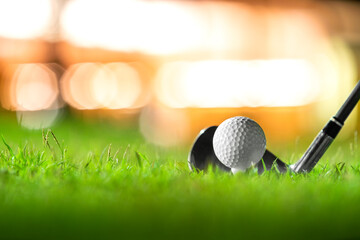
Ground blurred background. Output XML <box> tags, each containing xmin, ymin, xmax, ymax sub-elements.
<box><xmin>0</xmin><ymin>0</ymin><xmax>359</xmax><ymax>148</ymax></box>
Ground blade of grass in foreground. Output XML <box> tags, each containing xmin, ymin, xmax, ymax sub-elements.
<box><xmin>1</xmin><ymin>135</ymin><xmax>14</xmax><ymax>157</ymax></box>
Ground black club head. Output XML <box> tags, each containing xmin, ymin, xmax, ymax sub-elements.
<box><xmin>188</xmin><ymin>126</ymin><xmax>230</xmax><ymax>172</ymax></box>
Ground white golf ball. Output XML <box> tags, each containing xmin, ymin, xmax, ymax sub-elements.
<box><xmin>213</xmin><ymin>116</ymin><xmax>266</xmax><ymax>171</ymax></box>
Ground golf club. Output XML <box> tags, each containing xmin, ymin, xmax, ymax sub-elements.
<box><xmin>189</xmin><ymin>80</ymin><xmax>360</xmax><ymax>174</ymax></box>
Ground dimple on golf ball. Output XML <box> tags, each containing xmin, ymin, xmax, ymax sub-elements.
<box><xmin>213</xmin><ymin>116</ymin><xmax>266</xmax><ymax>171</ymax></box>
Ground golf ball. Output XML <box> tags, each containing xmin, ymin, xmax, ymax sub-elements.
<box><xmin>213</xmin><ymin>116</ymin><xmax>266</xmax><ymax>171</ymax></box>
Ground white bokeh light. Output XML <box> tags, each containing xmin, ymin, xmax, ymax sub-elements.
<box><xmin>60</xmin><ymin>0</ymin><xmax>208</xmax><ymax>54</ymax></box>
<box><xmin>155</xmin><ymin>59</ymin><xmax>320</xmax><ymax>108</ymax></box>
<box><xmin>0</xmin><ymin>0</ymin><xmax>54</xmax><ymax>39</ymax></box>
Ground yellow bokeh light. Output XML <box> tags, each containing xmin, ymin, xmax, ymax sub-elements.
<box><xmin>0</xmin><ymin>0</ymin><xmax>54</xmax><ymax>39</ymax></box>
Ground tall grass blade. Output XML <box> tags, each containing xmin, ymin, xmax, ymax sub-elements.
<box><xmin>1</xmin><ymin>135</ymin><xmax>15</xmax><ymax>158</ymax></box>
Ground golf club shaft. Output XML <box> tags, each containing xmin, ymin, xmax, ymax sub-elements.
<box><xmin>292</xmin><ymin>80</ymin><xmax>360</xmax><ymax>173</ymax></box>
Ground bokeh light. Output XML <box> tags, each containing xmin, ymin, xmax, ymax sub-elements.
<box><xmin>105</xmin><ymin>63</ymin><xmax>143</xmax><ymax>109</ymax></box>
<box><xmin>16</xmin><ymin>109</ymin><xmax>61</xmax><ymax>130</ymax></box>
<box><xmin>14</xmin><ymin>64</ymin><xmax>59</xmax><ymax>111</ymax></box>
<box><xmin>155</xmin><ymin>59</ymin><xmax>320</xmax><ymax>108</ymax></box>
<box><xmin>61</xmin><ymin>63</ymin><xmax>102</xmax><ymax>109</ymax></box>
<box><xmin>61</xmin><ymin>62</ymin><xmax>144</xmax><ymax>109</ymax></box>
<box><xmin>59</xmin><ymin>0</ymin><xmax>331</xmax><ymax>58</ymax></box>
<box><xmin>139</xmin><ymin>105</ymin><xmax>190</xmax><ymax>147</ymax></box>
<box><xmin>0</xmin><ymin>63</ymin><xmax>61</xmax><ymax>111</ymax></box>
<box><xmin>0</xmin><ymin>63</ymin><xmax>63</xmax><ymax>129</ymax></box>
<box><xmin>0</xmin><ymin>0</ymin><xmax>54</xmax><ymax>39</ymax></box>
<box><xmin>60</xmin><ymin>0</ymin><xmax>208</xmax><ymax>55</ymax></box>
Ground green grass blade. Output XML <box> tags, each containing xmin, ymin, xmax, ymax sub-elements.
<box><xmin>1</xmin><ymin>135</ymin><xmax>15</xmax><ymax>158</ymax></box>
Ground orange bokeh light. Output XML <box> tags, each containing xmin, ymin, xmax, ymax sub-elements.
<box><xmin>61</xmin><ymin>62</ymin><xmax>144</xmax><ymax>110</ymax></box>
<box><xmin>14</xmin><ymin>64</ymin><xmax>59</xmax><ymax>111</ymax></box>
<box><xmin>0</xmin><ymin>63</ymin><xmax>61</xmax><ymax>111</ymax></box>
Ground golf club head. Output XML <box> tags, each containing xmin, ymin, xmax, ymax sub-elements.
<box><xmin>188</xmin><ymin>126</ymin><xmax>231</xmax><ymax>172</ymax></box>
<box><xmin>188</xmin><ymin>126</ymin><xmax>288</xmax><ymax>174</ymax></box>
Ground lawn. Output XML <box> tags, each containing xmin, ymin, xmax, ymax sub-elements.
<box><xmin>1</xmin><ymin>109</ymin><xmax>360</xmax><ymax>239</ymax></box>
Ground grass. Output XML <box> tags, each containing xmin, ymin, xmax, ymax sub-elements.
<box><xmin>1</xmin><ymin>110</ymin><xmax>360</xmax><ymax>239</ymax></box>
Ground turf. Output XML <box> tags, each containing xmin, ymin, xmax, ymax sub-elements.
<box><xmin>1</xmin><ymin>110</ymin><xmax>360</xmax><ymax>239</ymax></box>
